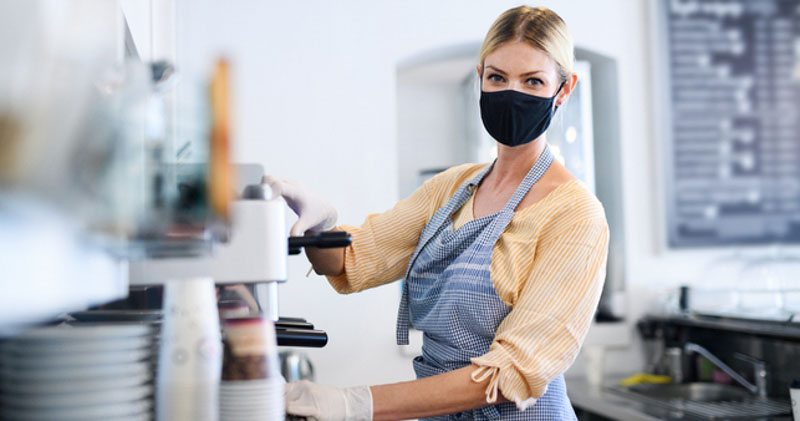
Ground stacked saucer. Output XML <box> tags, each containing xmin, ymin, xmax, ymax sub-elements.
<box><xmin>219</xmin><ymin>379</ymin><xmax>284</xmax><ymax>421</ymax></box>
<box><xmin>0</xmin><ymin>323</ymin><xmax>157</xmax><ymax>421</ymax></box>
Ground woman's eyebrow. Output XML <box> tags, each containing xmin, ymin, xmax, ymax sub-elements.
<box><xmin>486</xmin><ymin>65</ymin><xmax>546</xmax><ymax>78</ymax></box>
<box><xmin>485</xmin><ymin>65</ymin><xmax>507</xmax><ymax>74</ymax></box>
<box><xmin>520</xmin><ymin>70</ymin><xmax>546</xmax><ymax>77</ymax></box>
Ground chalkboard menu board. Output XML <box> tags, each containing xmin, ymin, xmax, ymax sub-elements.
<box><xmin>662</xmin><ymin>0</ymin><xmax>800</xmax><ymax>247</ymax></box>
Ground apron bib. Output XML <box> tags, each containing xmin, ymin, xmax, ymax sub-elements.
<box><xmin>396</xmin><ymin>147</ymin><xmax>576</xmax><ymax>420</ymax></box>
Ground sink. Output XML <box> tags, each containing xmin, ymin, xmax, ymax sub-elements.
<box><xmin>608</xmin><ymin>382</ymin><xmax>791</xmax><ymax>420</ymax></box>
<box><xmin>626</xmin><ymin>382</ymin><xmax>751</xmax><ymax>401</ymax></box>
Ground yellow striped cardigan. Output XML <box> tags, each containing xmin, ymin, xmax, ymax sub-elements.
<box><xmin>327</xmin><ymin>162</ymin><xmax>609</xmax><ymax>409</ymax></box>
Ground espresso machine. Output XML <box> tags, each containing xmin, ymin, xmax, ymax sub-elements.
<box><xmin>123</xmin><ymin>162</ymin><xmax>350</xmax><ymax>421</ymax></box>
<box><xmin>127</xmin><ymin>162</ymin><xmax>348</xmax><ymax>348</ymax></box>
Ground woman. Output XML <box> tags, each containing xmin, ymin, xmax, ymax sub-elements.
<box><xmin>271</xmin><ymin>6</ymin><xmax>609</xmax><ymax>420</ymax></box>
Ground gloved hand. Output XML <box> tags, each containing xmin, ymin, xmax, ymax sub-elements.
<box><xmin>263</xmin><ymin>176</ymin><xmax>338</xmax><ymax>236</ymax></box>
<box><xmin>285</xmin><ymin>380</ymin><xmax>373</xmax><ymax>421</ymax></box>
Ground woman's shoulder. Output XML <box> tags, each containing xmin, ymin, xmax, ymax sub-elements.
<box><xmin>552</xmin><ymin>180</ymin><xmax>606</xmax><ymax>222</ymax></box>
<box><xmin>508</xmin><ymin>180</ymin><xmax>607</xmax><ymax>248</ymax></box>
<box><xmin>521</xmin><ymin>179</ymin><xmax>607</xmax><ymax>231</ymax></box>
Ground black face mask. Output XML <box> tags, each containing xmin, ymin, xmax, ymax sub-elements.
<box><xmin>479</xmin><ymin>82</ymin><xmax>564</xmax><ymax>147</ymax></box>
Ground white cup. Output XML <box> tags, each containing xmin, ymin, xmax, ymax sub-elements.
<box><xmin>157</xmin><ymin>278</ymin><xmax>222</xmax><ymax>421</ymax></box>
<box><xmin>583</xmin><ymin>345</ymin><xmax>606</xmax><ymax>386</ymax></box>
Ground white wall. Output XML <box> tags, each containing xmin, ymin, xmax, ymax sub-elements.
<box><xmin>174</xmin><ymin>0</ymin><xmax>748</xmax><ymax>386</ymax></box>
<box><xmin>397</xmin><ymin>76</ymin><xmax>469</xmax><ymax>198</ymax></box>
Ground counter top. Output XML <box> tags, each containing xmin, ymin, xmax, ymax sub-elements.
<box><xmin>566</xmin><ymin>377</ymin><xmax>793</xmax><ymax>421</ymax></box>
<box><xmin>649</xmin><ymin>314</ymin><xmax>800</xmax><ymax>340</ymax></box>
<box><xmin>567</xmin><ymin>377</ymin><xmax>672</xmax><ymax>421</ymax></box>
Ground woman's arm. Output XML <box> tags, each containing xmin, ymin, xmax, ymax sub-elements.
<box><xmin>305</xmin><ymin>242</ymin><xmax>345</xmax><ymax>276</ymax></box>
<box><xmin>286</xmin><ymin>364</ymin><xmax>508</xmax><ymax>420</ymax></box>
<box><xmin>370</xmin><ymin>364</ymin><xmax>507</xmax><ymax>420</ymax></box>
<box><xmin>320</xmin><ymin>181</ymin><xmax>440</xmax><ymax>293</ymax></box>
<box><xmin>298</xmin><ymin>164</ymin><xmax>477</xmax><ymax>293</ymax></box>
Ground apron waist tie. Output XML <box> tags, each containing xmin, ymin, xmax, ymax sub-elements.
<box><xmin>396</xmin><ymin>282</ymin><xmax>410</xmax><ymax>345</ymax></box>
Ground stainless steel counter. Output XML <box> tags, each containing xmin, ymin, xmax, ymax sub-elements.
<box><xmin>566</xmin><ymin>377</ymin><xmax>794</xmax><ymax>421</ymax></box>
<box><xmin>567</xmin><ymin>377</ymin><xmax>670</xmax><ymax>421</ymax></box>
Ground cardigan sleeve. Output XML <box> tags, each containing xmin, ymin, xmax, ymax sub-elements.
<box><xmin>325</xmin><ymin>179</ymin><xmax>435</xmax><ymax>293</ymax></box>
<box><xmin>325</xmin><ymin>164</ymin><xmax>481</xmax><ymax>293</ymax></box>
<box><xmin>470</xmin><ymin>217</ymin><xmax>609</xmax><ymax>410</ymax></box>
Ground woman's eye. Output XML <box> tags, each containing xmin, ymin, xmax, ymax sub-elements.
<box><xmin>487</xmin><ymin>74</ymin><xmax>505</xmax><ymax>83</ymax></box>
<box><xmin>526</xmin><ymin>78</ymin><xmax>543</xmax><ymax>86</ymax></box>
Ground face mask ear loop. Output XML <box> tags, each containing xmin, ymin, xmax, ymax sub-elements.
<box><xmin>553</xmin><ymin>80</ymin><xmax>567</xmax><ymax>112</ymax></box>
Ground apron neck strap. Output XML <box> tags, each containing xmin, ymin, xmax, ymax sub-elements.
<box><xmin>466</xmin><ymin>160</ymin><xmax>495</xmax><ymax>191</ymax></box>
<box><xmin>455</xmin><ymin>144</ymin><xmax>554</xmax><ymax>217</ymax></box>
<box><xmin>502</xmin><ymin>145</ymin><xmax>554</xmax><ymax>212</ymax></box>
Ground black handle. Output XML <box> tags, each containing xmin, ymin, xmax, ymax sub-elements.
<box><xmin>276</xmin><ymin>328</ymin><xmax>328</xmax><ymax>348</ymax></box>
<box><xmin>276</xmin><ymin>317</ymin><xmax>315</xmax><ymax>330</ymax></box>
<box><xmin>288</xmin><ymin>231</ymin><xmax>352</xmax><ymax>255</ymax></box>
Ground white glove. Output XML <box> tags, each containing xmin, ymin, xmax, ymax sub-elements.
<box><xmin>263</xmin><ymin>176</ymin><xmax>338</xmax><ymax>236</ymax></box>
<box><xmin>285</xmin><ymin>380</ymin><xmax>373</xmax><ymax>421</ymax></box>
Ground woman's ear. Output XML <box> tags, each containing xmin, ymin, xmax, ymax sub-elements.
<box><xmin>476</xmin><ymin>64</ymin><xmax>482</xmax><ymax>78</ymax></box>
<box><xmin>556</xmin><ymin>72</ymin><xmax>579</xmax><ymax>107</ymax></box>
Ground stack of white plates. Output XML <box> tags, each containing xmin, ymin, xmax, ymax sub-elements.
<box><xmin>219</xmin><ymin>379</ymin><xmax>284</xmax><ymax>421</ymax></box>
<box><xmin>0</xmin><ymin>323</ymin><xmax>157</xmax><ymax>421</ymax></box>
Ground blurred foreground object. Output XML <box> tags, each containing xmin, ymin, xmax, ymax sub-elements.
<box><xmin>209</xmin><ymin>59</ymin><xmax>234</xmax><ymax>223</ymax></box>
<box><xmin>0</xmin><ymin>1</ymin><xmax>232</xmax><ymax>333</ymax></box>
<box><xmin>0</xmin><ymin>0</ymin><xmax>135</xmax><ymax>333</ymax></box>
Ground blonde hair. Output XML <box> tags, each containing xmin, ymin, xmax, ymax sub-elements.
<box><xmin>479</xmin><ymin>6</ymin><xmax>574</xmax><ymax>82</ymax></box>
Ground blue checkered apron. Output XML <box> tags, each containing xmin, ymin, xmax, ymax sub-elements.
<box><xmin>396</xmin><ymin>146</ymin><xmax>576</xmax><ymax>420</ymax></box>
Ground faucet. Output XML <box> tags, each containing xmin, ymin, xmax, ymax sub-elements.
<box><xmin>684</xmin><ymin>342</ymin><xmax>768</xmax><ymax>398</ymax></box>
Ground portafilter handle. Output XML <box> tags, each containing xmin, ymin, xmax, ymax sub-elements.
<box><xmin>288</xmin><ymin>231</ymin><xmax>352</xmax><ymax>255</ymax></box>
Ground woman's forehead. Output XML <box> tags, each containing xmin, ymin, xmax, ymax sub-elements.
<box><xmin>483</xmin><ymin>41</ymin><xmax>558</xmax><ymax>75</ymax></box>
